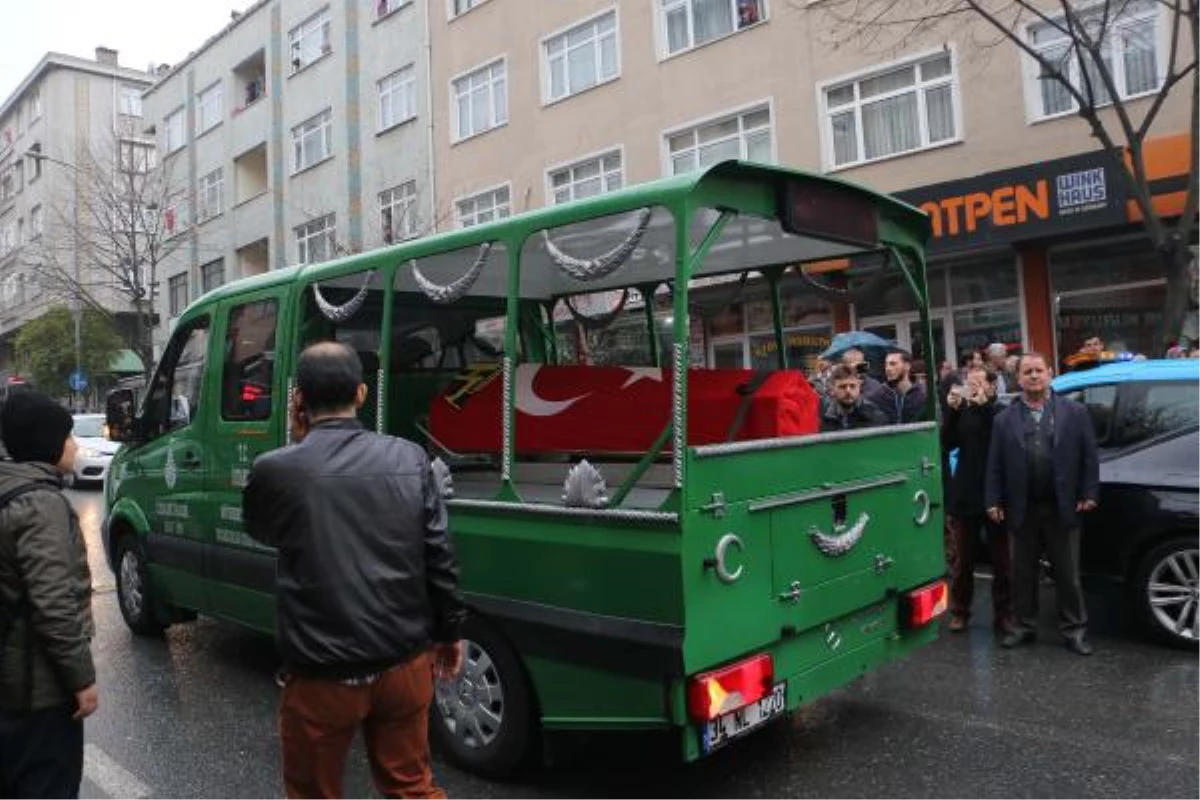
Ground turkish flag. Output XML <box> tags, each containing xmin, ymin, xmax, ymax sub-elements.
<box><xmin>428</xmin><ymin>364</ymin><xmax>819</xmax><ymax>455</ymax></box>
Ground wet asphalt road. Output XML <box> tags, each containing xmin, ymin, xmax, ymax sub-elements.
<box><xmin>68</xmin><ymin>489</ymin><xmax>1198</xmax><ymax>799</ymax></box>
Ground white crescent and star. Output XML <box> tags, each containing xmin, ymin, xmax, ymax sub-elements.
<box><xmin>513</xmin><ymin>365</ymin><xmax>664</xmax><ymax>417</ymax></box>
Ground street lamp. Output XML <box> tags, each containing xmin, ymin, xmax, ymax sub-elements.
<box><xmin>26</xmin><ymin>149</ymin><xmax>83</xmax><ymax>409</ymax></box>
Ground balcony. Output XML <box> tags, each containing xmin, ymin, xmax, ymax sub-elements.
<box><xmin>231</xmin><ymin>190</ymin><xmax>270</xmax><ymax>252</ymax></box>
<box><xmin>231</xmin><ymin>49</ymin><xmax>268</xmax><ymax>155</ymax></box>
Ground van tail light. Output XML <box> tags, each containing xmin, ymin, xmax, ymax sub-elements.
<box><xmin>686</xmin><ymin>653</ymin><xmax>773</xmax><ymax>722</ymax></box>
<box><xmin>902</xmin><ymin>580</ymin><xmax>949</xmax><ymax>628</ymax></box>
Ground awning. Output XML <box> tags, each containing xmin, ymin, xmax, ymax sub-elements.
<box><xmin>109</xmin><ymin>349</ymin><xmax>144</xmax><ymax>375</ymax></box>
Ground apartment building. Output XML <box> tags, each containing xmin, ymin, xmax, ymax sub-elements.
<box><xmin>430</xmin><ymin>0</ymin><xmax>1194</xmax><ymax>366</ymax></box>
<box><xmin>143</xmin><ymin>0</ymin><xmax>434</xmax><ymax>339</ymax></box>
<box><xmin>0</xmin><ymin>48</ymin><xmax>154</xmax><ymax>381</ymax></box>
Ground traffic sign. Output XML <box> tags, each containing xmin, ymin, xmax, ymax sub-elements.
<box><xmin>68</xmin><ymin>368</ymin><xmax>89</xmax><ymax>393</ymax></box>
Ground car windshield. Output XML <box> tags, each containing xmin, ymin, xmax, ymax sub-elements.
<box><xmin>73</xmin><ymin>417</ymin><xmax>105</xmax><ymax>438</ymax></box>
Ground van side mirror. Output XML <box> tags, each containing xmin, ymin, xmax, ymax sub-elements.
<box><xmin>105</xmin><ymin>389</ymin><xmax>138</xmax><ymax>443</ymax></box>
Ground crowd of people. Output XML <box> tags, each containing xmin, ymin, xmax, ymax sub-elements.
<box><xmin>808</xmin><ymin>338</ymin><xmax>1102</xmax><ymax>657</ymax></box>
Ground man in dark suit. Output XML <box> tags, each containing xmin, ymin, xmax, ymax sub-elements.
<box><xmin>985</xmin><ymin>352</ymin><xmax>1099</xmax><ymax>655</ymax></box>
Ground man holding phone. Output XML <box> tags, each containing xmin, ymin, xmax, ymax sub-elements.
<box><xmin>244</xmin><ymin>341</ymin><xmax>465</xmax><ymax>798</ymax></box>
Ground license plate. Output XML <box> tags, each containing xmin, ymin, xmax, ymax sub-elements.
<box><xmin>701</xmin><ymin>681</ymin><xmax>787</xmax><ymax>754</ymax></box>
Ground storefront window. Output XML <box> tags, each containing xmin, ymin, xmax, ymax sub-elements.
<box><xmin>749</xmin><ymin>328</ymin><xmax>832</xmax><ymax>373</ymax></box>
<box><xmin>949</xmin><ymin>254</ymin><xmax>1019</xmax><ymax>305</ymax></box>
<box><xmin>953</xmin><ymin>303</ymin><xmax>1023</xmax><ymax>355</ymax></box>
<box><xmin>1051</xmin><ymin>238</ymin><xmax>1165</xmax><ymax>294</ymax></box>
<box><xmin>854</xmin><ymin>266</ymin><xmax>947</xmax><ymax>317</ymax></box>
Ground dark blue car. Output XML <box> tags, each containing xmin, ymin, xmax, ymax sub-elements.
<box><xmin>1052</xmin><ymin>359</ymin><xmax>1199</xmax><ymax>648</ymax></box>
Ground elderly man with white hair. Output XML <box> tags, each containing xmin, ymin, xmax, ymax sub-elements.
<box><xmin>986</xmin><ymin>343</ymin><xmax>1015</xmax><ymax>394</ymax></box>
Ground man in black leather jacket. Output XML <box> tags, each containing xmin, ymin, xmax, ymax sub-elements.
<box><xmin>244</xmin><ymin>341</ymin><xmax>465</xmax><ymax>798</ymax></box>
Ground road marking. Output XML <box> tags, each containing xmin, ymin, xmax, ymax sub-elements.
<box><xmin>84</xmin><ymin>743</ymin><xmax>152</xmax><ymax>799</ymax></box>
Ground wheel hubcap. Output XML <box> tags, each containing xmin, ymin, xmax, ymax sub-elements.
<box><xmin>1147</xmin><ymin>548</ymin><xmax>1199</xmax><ymax>641</ymax></box>
<box><xmin>435</xmin><ymin>639</ymin><xmax>504</xmax><ymax>750</ymax></box>
<box><xmin>119</xmin><ymin>549</ymin><xmax>144</xmax><ymax>621</ymax></box>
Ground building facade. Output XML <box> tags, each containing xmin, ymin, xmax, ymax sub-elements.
<box><xmin>144</xmin><ymin>0</ymin><xmax>435</xmax><ymax>344</ymax></box>
<box><xmin>0</xmin><ymin>48</ymin><xmax>154</xmax><ymax>382</ymax></box>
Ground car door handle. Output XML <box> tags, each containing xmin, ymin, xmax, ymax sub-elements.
<box><xmin>181</xmin><ymin>452</ymin><xmax>202</xmax><ymax>469</ymax></box>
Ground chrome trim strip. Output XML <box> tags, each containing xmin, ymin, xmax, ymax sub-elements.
<box><xmin>692</xmin><ymin>421</ymin><xmax>937</xmax><ymax>459</ymax></box>
<box><xmin>748</xmin><ymin>472</ymin><xmax>910</xmax><ymax>514</ymax></box>
<box><xmin>447</xmin><ymin>498</ymin><xmax>679</xmax><ymax>525</ymax></box>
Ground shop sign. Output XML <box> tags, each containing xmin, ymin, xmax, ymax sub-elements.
<box><xmin>896</xmin><ymin>150</ymin><xmax>1128</xmax><ymax>253</ymax></box>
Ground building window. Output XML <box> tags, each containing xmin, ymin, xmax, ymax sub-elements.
<box><xmin>378</xmin><ymin>66</ymin><xmax>417</xmax><ymax>131</ymax></box>
<box><xmin>195</xmin><ymin>82</ymin><xmax>223</xmax><ymax>136</ymax></box>
<box><xmin>119</xmin><ymin>85</ymin><xmax>143</xmax><ymax>117</ymax></box>
<box><xmin>165</xmin><ymin>108</ymin><xmax>186</xmax><ymax>153</ymax></box>
<box><xmin>456</xmin><ymin>185</ymin><xmax>510</xmax><ymax>228</ymax></box>
<box><xmin>544</xmin><ymin>10</ymin><xmax>618</xmax><ymax>103</ymax></box>
<box><xmin>26</xmin><ymin>143</ymin><xmax>42</xmax><ymax>181</ymax></box>
<box><xmin>168</xmin><ymin>273</ymin><xmax>190</xmax><ymax>317</ymax></box>
<box><xmin>377</xmin><ymin>0</ymin><xmax>409</xmax><ymax>18</ymax></box>
<box><xmin>28</xmin><ymin>88</ymin><xmax>41</xmax><ymax>121</ymax></box>
<box><xmin>29</xmin><ymin>205</ymin><xmax>42</xmax><ymax>239</ymax></box>
<box><xmin>163</xmin><ymin>192</ymin><xmax>189</xmax><ymax>238</ymax></box>
<box><xmin>380</xmin><ymin>181</ymin><xmax>419</xmax><ymax>243</ymax></box>
<box><xmin>661</xmin><ymin>0</ymin><xmax>764</xmax><ymax>56</ymax></box>
<box><xmin>667</xmin><ymin>104</ymin><xmax>772</xmax><ymax>174</ymax></box>
<box><xmin>289</xmin><ymin>8</ymin><xmax>332</xmax><ymax>73</ymax></box>
<box><xmin>197</xmin><ymin>168</ymin><xmax>224</xmax><ymax>222</ymax></box>
<box><xmin>119</xmin><ymin>140</ymin><xmax>156</xmax><ymax>174</ymax></box>
<box><xmin>292</xmin><ymin>109</ymin><xmax>333</xmax><ymax>173</ymax></box>
<box><xmin>453</xmin><ymin>59</ymin><xmax>507</xmax><ymax>141</ymax></box>
<box><xmin>451</xmin><ymin>0</ymin><xmax>484</xmax><ymax>17</ymax></box>
<box><xmin>296</xmin><ymin>214</ymin><xmax>336</xmax><ymax>264</ymax></box>
<box><xmin>201</xmin><ymin>259</ymin><xmax>226</xmax><ymax>294</ymax></box>
<box><xmin>1027</xmin><ymin>0</ymin><xmax>1160</xmax><ymax>118</ymax></box>
<box><xmin>823</xmin><ymin>51</ymin><xmax>957</xmax><ymax>169</ymax></box>
<box><xmin>549</xmin><ymin>150</ymin><xmax>623</xmax><ymax>204</ymax></box>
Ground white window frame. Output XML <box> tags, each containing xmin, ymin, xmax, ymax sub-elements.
<box><xmin>197</xmin><ymin>168</ymin><xmax>224</xmax><ymax>223</ymax></box>
<box><xmin>119</xmin><ymin>85</ymin><xmax>143</xmax><ymax>117</ymax></box>
<box><xmin>379</xmin><ymin>181</ymin><xmax>419</xmax><ymax>243</ymax></box>
<box><xmin>541</xmin><ymin>8</ymin><xmax>621</xmax><ymax>105</ymax></box>
<box><xmin>378</xmin><ymin>65</ymin><xmax>417</xmax><ymax>132</ymax></box>
<box><xmin>376</xmin><ymin>0</ymin><xmax>410</xmax><ymax>19</ymax></box>
<box><xmin>195</xmin><ymin>81</ymin><xmax>223</xmax><ymax>136</ymax></box>
<box><xmin>165</xmin><ymin>107</ymin><xmax>186</xmax><ymax>153</ymax></box>
<box><xmin>451</xmin><ymin>57</ymin><xmax>508</xmax><ymax>142</ymax></box>
<box><xmin>291</xmin><ymin>109</ymin><xmax>333</xmax><ymax>173</ymax></box>
<box><xmin>163</xmin><ymin>192</ymin><xmax>189</xmax><ymax>238</ymax></box>
<box><xmin>289</xmin><ymin>7</ymin><xmax>333</xmax><ymax>74</ymax></box>
<box><xmin>455</xmin><ymin>183</ymin><xmax>511</xmax><ymax>228</ymax></box>
<box><xmin>657</xmin><ymin>0</ymin><xmax>768</xmax><ymax>59</ymax></box>
<box><xmin>295</xmin><ymin>214</ymin><xmax>337</xmax><ymax>264</ymax></box>
<box><xmin>817</xmin><ymin>47</ymin><xmax>961</xmax><ymax>172</ymax></box>
<box><xmin>546</xmin><ymin>147</ymin><xmax>624</xmax><ymax>205</ymax></box>
<box><xmin>119</xmin><ymin>139</ymin><xmax>157</xmax><ymax>174</ymax></box>
<box><xmin>28</xmin><ymin>88</ymin><xmax>41</xmax><ymax>121</ymax></box>
<box><xmin>29</xmin><ymin>205</ymin><xmax>42</xmax><ymax>239</ymax></box>
<box><xmin>449</xmin><ymin>0</ymin><xmax>489</xmax><ymax>19</ymax></box>
<box><xmin>200</xmin><ymin>259</ymin><xmax>226</xmax><ymax>294</ymax></box>
<box><xmin>1021</xmin><ymin>0</ymin><xmax>1163</xmax><ymax>122</ymax></box>
<box><xmin>662</xmin><ymin>99</ymin><xmax>775</xmax><ymax>175</ymax></box>
<box><xmin>168</xmin><ymin>273</ymin><xmax>189</xmax><ymax>317</ymax></box>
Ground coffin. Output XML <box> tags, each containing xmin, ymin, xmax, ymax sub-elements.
<box><xmin>428</xmin><ymin>364</ymin><xmax>820</xmax><ymax>455</ymax></box>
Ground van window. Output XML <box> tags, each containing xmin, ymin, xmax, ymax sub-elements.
<box><xmin>222</xmin><ymin>299</ymin><xmax>278</xmax><ymax>421</ymax></box>
<box><xmin>1112</xmin><ymin>381</ymin><xmax>1199</xmax><ymax>448</ymax></box>
<box><xmin>144</xmin><ymin>318</ymin><xmax>210</xmax><ymax>438</ymax></box>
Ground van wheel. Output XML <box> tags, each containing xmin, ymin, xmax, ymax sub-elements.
<box><xmin>115</xmin><ymin>536</ymin><xmax>166</xmax><ymax>636</ymax></box>
<box><xmin>430</xmin><ymin>619</ymin><xmax>536</xmax><ymax>778</ymax></box>
<box><xmin>1133</xmin><ymin>537</ymin><xmax>1199</xmax><ymax>648</ymax></box>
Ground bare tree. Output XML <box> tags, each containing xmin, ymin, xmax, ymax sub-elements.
<box><xmin>24</xmin><ymin>130</ymin><xmax>183</xmax><ymax>381</ymax></box>
<box><xmin>805</xmin><ymin>0</ymin><xmax>1198</xmax><ymax>348</ymax></box>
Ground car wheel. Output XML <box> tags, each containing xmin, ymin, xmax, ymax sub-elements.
<box><xmin>1133</xmin><ymin>536</ymin><xmax>1199</xmax><ymax>648</ymax></box>
<box><xmin>114</xmin><ymin>536</ymin><xmax>166</xmax><ymax>636</ymax></box>
<box><xmin>430</xmin><ymin>618</ymin><xmax>536</xmax><ymax>778</ymax></box>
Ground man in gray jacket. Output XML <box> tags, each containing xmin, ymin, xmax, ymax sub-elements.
<box><xmin>0</xmin><ymin>392</ymin><xmax>97</xmax><ymax>798</ymax></box>
<box><xmin>244</xmin><ymin>341</ymin><xmax>465</xmax><ymax>799</ymax></box>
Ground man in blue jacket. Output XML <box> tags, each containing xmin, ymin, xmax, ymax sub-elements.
<box><xmin>985</xmin><ymin>352</ymin><xmax>1099</xmax><ymax>655</ymax></box>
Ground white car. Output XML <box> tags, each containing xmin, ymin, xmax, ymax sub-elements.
<box><xmin>70</xmin><ymin>413</ymin><xmax>120</xmax><ymax>488</ymax></box>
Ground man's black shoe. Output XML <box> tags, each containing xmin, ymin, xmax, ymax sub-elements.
<box><xmin>1064</xmin><ymin>636</ymin><xmax>1093</xmax><ymax>656</ymax></box>
<box><xmin>1000</xmin><ymin>630</ymin><xmax>1036</xmax><ymax>648</ymax></box>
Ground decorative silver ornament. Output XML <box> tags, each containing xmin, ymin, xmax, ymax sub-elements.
<box><xmin>543</xmin><ymin>208</ymin><xmax>652</xmax><ymax>282</ymax></box>
<box><xmin>411</xmin><ymin>242</ymin><xmax>493</xmax><ymax>304</ymax></box>
<box><xmin>809</xmin><ymin>512</ymin><xmax>871</xmax><ymax>557</ymax></box>
<box><xmin>562</xmin><ymin>459</ymin><xmax>609</xmax><ymax>509</ymax></box>
<box><xmin>313</xmin><ymin>270</ymin><xmax>375</xmax><ymax>323</ymax></box>
<box><xmin>430</xmin><ymin>457</ymin><xmax>454</xmax><ymax>499</ymax></box>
